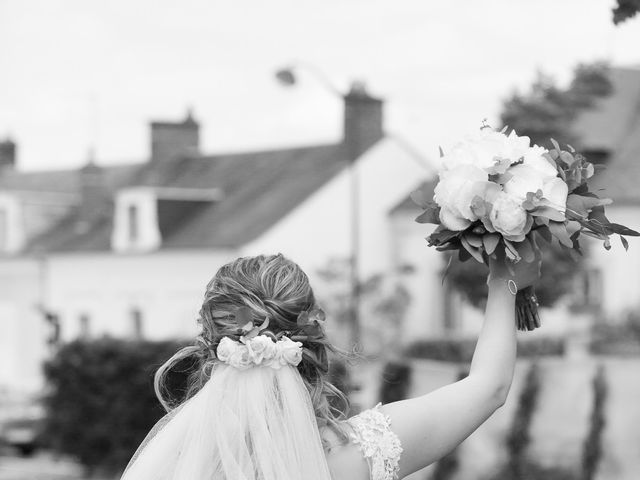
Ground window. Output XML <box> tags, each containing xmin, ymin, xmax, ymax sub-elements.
<box><xmin>0</xmin><ymin>208</ymin><xmax>6</xmax><ymax>251</ymax></box>
<box><xmin>128</xmin><ymin>204</ymin><xmax>139</xmax><ymax>243</ymax></box>
<box><xmin>131</xmin><ymin>308</ymin><xmax>144</xmax><ymax>339</ymax></box>
<box><xmin>79</xmin><ymin>313</ymin><xmax>91</xmax><ymax>340</ymax></box>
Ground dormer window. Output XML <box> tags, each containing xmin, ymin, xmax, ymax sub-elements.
<box><xmin>111</xmin><ymin>186</ymin><xmax>222</xmax><ymax>252</ymax></box>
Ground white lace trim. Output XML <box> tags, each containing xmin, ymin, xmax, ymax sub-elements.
<box><xmin>348</xmin><ymin>403</ymin><xmax>403</xmax><ymax>480</ymax></box>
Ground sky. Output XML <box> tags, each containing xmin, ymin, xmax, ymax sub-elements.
<box><xmin>1</xmin><ymin>0</ymin><xmax>639</xmax><ymax>172</ymax></box>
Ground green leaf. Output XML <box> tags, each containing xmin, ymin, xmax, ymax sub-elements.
<box><xmin>560</xmin><ymin>151</ymin><xmax>575</xmax><ymax>166</ymax></box>
<box><xmin>504</xmin><ymin>239</ymin><xmax>521</xmax><ymax>262</ymax></box>
<box><xmin>621</xmin><ymin>236</ymin><xmax>629</xmax><ymax>251</ymax></box>
<box><xmin>410</xmin><ymin>187</ymin><xmax>434</xmax><ymax>209</ymax></box>
<box><xmin>548</xmin><ymin>221</ymin><xmax>574</xmax><ymax>248</ymax></box>
<box><xmin>460</xmin><ymin>235</ymin><xmax>485</xmax><ymax>264</ymax></box>
<box><xmin>464</xmin><ymin>232</ymin><xmax>483</xmax><ymax>248</ymax></box>
<box><xmin>550</xmin><ymin>138</ymin><xmax>561</xmax><ymax>152</ymax></box>
<box><xmin>428</xmin><ymin>228</ymin><xmax>461</xmax><ymax>246</ymax></box>
<box><xmin>482</xmin><ymin>233</ymin><xmax>500</xmax><ymax>255</ymax></box>
<box><xmin>530</xmin><ymin>206</ymin><xmax>566</xmax><ymax>222</ymax></box>
<box><xmin>606</xmin><ymin>223</ymin><xmax>640</xmax><ymax>236</ymax></box>
<box><xmin>536</xmin><ymin>225</ymin><xmax>552</xmax><ymax>243</ymax></box>
<box><xmin>515</xmin><ymin>237</ymin><xmax>536</xmax><ymax>263</ymax></box>
<box><xmin>415</xmin><ymin>205</ymin><xmax>441</xmax><ymax>224</ymax></box>
<box><xmin>566</xmin><ymin>194</ymin><xmax>612</xmax><ymax>216</ymax></box>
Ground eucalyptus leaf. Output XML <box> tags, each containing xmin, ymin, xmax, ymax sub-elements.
<box><xmin>460</xmin><ymin>235</ymin><xmax>485</xmax><ymax>263</ymax></box>
<box><xmin>621</xmin><ymin>236</ymin><xmax>629</xmax><ymax>251</ymax></box>
<box><xmin>483</xmin><ymin>233</ymin><xmax>501</xmax><ymax>255</ymax></box>
<box><xmin>548</xmin><ymin>221</ymin><xmax>574</xmax><ymax>248</ymax></box>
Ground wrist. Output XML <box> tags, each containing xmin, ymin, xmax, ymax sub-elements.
<box><xmin>487</xmin><ymin>277</ymin><xmax>518</xmax><ymax>296</ymax></box>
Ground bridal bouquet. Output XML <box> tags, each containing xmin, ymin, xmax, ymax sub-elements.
<box><xmin>412</xmin><ymin>124</ymin><xmax>639</xmax><ymax>331</ymax></box>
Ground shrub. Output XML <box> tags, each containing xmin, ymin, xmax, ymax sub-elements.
<box><xmin>378</xmin><ymin>361</ymin><xmax>412</xmax><ymax>405</ymax></box>
<box><xmin>404</xmin><ymin>337</ymin><xmax>564</xmax><ymax>363</ymax></box>
<box><xmin>42</xmin><ymin>338</ymin><xmax>193</xmax><ymax>476</ymax></box>
<box><xmin>590</xmin><ymin>311</ymin><xmax>640</xmax><ymax>356</ymax></box>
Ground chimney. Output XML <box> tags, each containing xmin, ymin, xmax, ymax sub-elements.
<box><xmin>150</xmin><ymin>110</ymin><xmax>200</xmax><ymax>162</ymax></box>
<box><xmin>0</xmin><ymin>138</ymin><xmax>17</xmax><ymax>170</ymax></box>
<box><xmin>78</xmin><ymin>151</ymin><xmax>109</xmax><ymax>226</ymax></box>
<box><xmin>343</xmin><ymin>82</ymin><xmax>384</xmax><ymax>160</ymax></box>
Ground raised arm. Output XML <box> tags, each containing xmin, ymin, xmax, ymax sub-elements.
<box><xmin>379</xmin><ymin>252</ymin><xmax>541</xmax><ymax>478</ymax></box>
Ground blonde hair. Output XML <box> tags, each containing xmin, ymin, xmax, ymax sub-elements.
<box><xmin>154</xmin><ymin>253</ymin><xmax>350</xmax><ymax>438</ymax></box>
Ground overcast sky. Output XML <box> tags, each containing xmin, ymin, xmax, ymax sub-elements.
<box><xmin>1</xmin><ymin>0</ymin><xmax>639</xmax><ymax>172</ymax></box>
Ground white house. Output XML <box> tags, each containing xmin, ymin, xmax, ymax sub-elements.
<box><xmin>0</xmin><ymin>84</ymin><xmax>434</xmax><ymax>393</ymax></box>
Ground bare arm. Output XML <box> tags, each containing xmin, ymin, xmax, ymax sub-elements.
<box><xmin>379</xmin><ymin>254</ymin><xmax>540</xmax><ymax>478</ymax></box>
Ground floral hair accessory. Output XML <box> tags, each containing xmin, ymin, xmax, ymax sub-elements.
<box><xmin>216</xmin><ymin>335</ymin><xmax>303</xmax><ymax>370</ymax></box>
<box><xmin>293</xmin><ymin>308</ymin><xmax>326</xmax><ymax>342</ymax></box>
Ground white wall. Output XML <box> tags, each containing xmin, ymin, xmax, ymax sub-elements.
<box><xmin>588</xmin><ymin>205</ymin><xmax>640</xmax><ymax>319</ymax></box>
<box><xmin>46</xmin><ymin>249</ymin><xmax>237</xmax><ymax>342</ymax></box>
<box><xmin>0</xmin><ymin>258</ymin><xmax>48</xmax><ymax>393</ymax></box>
<box><xmin>242</xmin><ymin>138</ymin><xmax>433</xmax><ymax>289</ymax></box>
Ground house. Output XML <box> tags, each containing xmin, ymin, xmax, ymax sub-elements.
<box><xmin>0</xmin><ymin>83</ymin><xmax>434</xmax><ymax>393</ymax></box>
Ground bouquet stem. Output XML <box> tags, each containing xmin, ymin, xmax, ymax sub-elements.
<box><xmin>516</xmin><ymin>286</ymin><xmax>541</xmax><ymax>331</ymax></box>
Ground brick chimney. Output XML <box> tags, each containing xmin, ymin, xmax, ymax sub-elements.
<box><xmin>343</xmin><ymin>82</ymin><xmax>384</xmax><ymax>160</ymax></box>
<box><xmin>150</xmin><ymin>110</ymin><xmax>200</xmax><ymax>162</ymax></box>
<box><xmin>0</xmin><ymin>138</ymin><xmax>17</xmax><ymax>170</ymax></box>
<box><xmin>78</xmin><ymin>151</ymin><xmax>109</xmax><ymax>227</ymax></box>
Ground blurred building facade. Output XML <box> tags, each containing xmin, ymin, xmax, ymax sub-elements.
<box><xmin>0</xmin><ymin>84</ymin><xmax>438</xmax><ymax>393</ymax></box>
<box><xmin>1</xmin><ymin>67</ymin><xmax>639</xmax><ymax>395</ymax></box>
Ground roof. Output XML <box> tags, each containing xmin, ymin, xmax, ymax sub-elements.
<box><xmin>23</xmin><ymin>143</ymin><xmax>350</xmax><ymax>252</ymax></box>
<box><xmin>573</xmin><ymin>66</ymin><xmax>640</xmax><ymax>204</ymax></box>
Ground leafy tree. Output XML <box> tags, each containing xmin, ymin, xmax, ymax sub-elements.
<box><xmin>501</xmin><ymin>62</ymin><xmax>612</xmax><ymax>148</ymax></box>
<box><xmin>612</xmin><ymin>0</ymin><xmax>640</xmax><ymax>24</ymax></box>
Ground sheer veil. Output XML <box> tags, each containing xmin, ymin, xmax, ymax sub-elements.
<box><xmin>120</xmin><ymin>362</ymin><xmax>334</xmax><ymax>480</ymax></box>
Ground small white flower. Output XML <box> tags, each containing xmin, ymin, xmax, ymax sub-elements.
<box><xmin>276</xmin><ymin>337</ymin><xmax>303</xmax><ymax>367</ymax></box>
<box><xmin>246</xmin><ymin>335</ymin><xmax>278</xmax><ymax>365</ymax></box>
<box><xmin>228</xmin><ymin>344</ymin><xmax>253</xmax><ymax>370</ymax></box>
<box><xmin>489</xmin><ymin>192</ymin><xmax>531</xmax><ymax>242</ymax></box>
<box><xmin>216</xmin><ymin>337</ymin><xmax>237</xmax><ymax>363</ymax></box>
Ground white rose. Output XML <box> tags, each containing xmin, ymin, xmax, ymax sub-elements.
<box><xmin>275</xmin><ymin>337</ymin><xmax>303</xmax><ymax>368</ymax></box>
<box><xmin>504</xmin><ymin>165</ymin><xmax>568</xmax><ymax>214</ymax></box>
<box><xmin>522</xmin><ymin>145</ymin><xmax>558</xmax><ymax>178</ymax></box>
<box><xmin>247</xmin><ymin>335</ymin><xmax>277</xmax><ymax>365</ymax></box>
<box><xmin>228</xmin><ymin>345</ymin><xmax>253</xmax><ymax>370</ymax></box>
<box><xmin>442</xmin><ymin>129</ymin><xmax>530</xmax><ymax>175</ymax></box>
<box><xmin>216</xmin><ymin>337</ymin><xmax>237</xmax><ymax>363</ymax></box>
<box><xmin>489</xmin><ymin>192</ymin><xmax>531</xmax><ymax>242</ymax></box>
<box><xmin>433</xmin><ymin>164</ymin><xmax>489</xmax><ymax>230</ymax></box>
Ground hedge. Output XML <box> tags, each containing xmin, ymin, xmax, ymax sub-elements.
<box><xmin>404</xmin><ymin>337</ymin><xmax>565</xmax><ymax>363</ymax></box>
<box><xmin>42</xmin><ymin>338</ymin><xmax>193</xmax><ymax>476</ymax></box>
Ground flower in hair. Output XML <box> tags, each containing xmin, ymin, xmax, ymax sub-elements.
<box><xmin>216</xmin><ymin>334</ymin><xmax>303</xmax><ymax>370</ymax></box>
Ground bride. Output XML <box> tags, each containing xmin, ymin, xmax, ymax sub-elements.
<box><xmin>120</xmin><ymin>252</ymin><xmax>540</xmax><ymax>480</ymax></box>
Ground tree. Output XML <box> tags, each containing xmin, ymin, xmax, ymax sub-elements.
<box><xmin>612</xmin><ymin>0</ymin><xmax>640</xmax><ymax>24</ymax></box>
<box><xmin>446</xmin><ymin>63</ymin><xmax>612</xmax><ymax>309</ymax></box>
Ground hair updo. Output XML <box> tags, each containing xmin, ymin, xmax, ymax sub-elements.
<box><xmin>154</xmin><ymin>253</ymin><xmax>349</xmax><ymax>436</ymax></box>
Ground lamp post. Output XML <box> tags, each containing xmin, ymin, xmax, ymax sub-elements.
<box><xmin>274</xmin><ymin>63</ymin><xmax>361</xmax><ymax>349</ymax></box>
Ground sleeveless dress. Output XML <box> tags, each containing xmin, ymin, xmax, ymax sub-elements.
<box><xmin>346</xmin><ymin>403</ymin><xmax>403</xmax><ymax>480</ymax></box>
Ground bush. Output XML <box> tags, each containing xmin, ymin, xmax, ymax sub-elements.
<box><xmin>590</xmin><ymin>312</ymin><xmax>640</xmax><ymax>356</ymax></box>
<box><xmin>404</xmin><ymin>337</ymin><xmax>565</xmax><ymax>363</ymax></box>
<box><xmin>378</xmin><ymin>361</ymin><xmax>412</xmax><ymax>405</ymax></box>
<box><xmin>42</xmin><ymin>338</ymin><xmax>194</xmax><ymax>476</ymax></box>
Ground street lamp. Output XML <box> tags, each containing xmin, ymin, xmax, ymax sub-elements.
<box><xmin>274</xmin><ymin>63</ymin><xmax>361</xmax><ymax>349</ymax></box>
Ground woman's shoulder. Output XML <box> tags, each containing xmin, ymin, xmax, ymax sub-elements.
<box><xmin>322</xmin><ymin>404</ymin><xmax>403</xmax><ymax>480</ymax></box>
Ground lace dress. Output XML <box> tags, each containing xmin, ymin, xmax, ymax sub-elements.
<box><xmin>347</xmin><ymin>403</ymin><xmax>403</xmax><ymax>480</ymax></box>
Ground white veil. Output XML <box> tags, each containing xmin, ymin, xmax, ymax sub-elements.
<box><xmin>120</xmin><ymin>362</ymin><xmax>334</xmax><ymax>480</ymax></box>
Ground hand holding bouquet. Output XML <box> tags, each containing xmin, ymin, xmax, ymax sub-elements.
<box><xmin>412</xmin><ymin>124</ymin><xmax>639</xmax><ymax>331</ymax></box>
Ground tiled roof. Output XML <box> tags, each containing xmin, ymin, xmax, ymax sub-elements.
<box><xmin>573</xmin><ymin>66</ymin><xmax>640</xmax><ymax>204</ymax></box>
<box><xmin>24</xmin><ymin>143</ymin><xmax>350</xmax><ymax>252</ymax></box>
